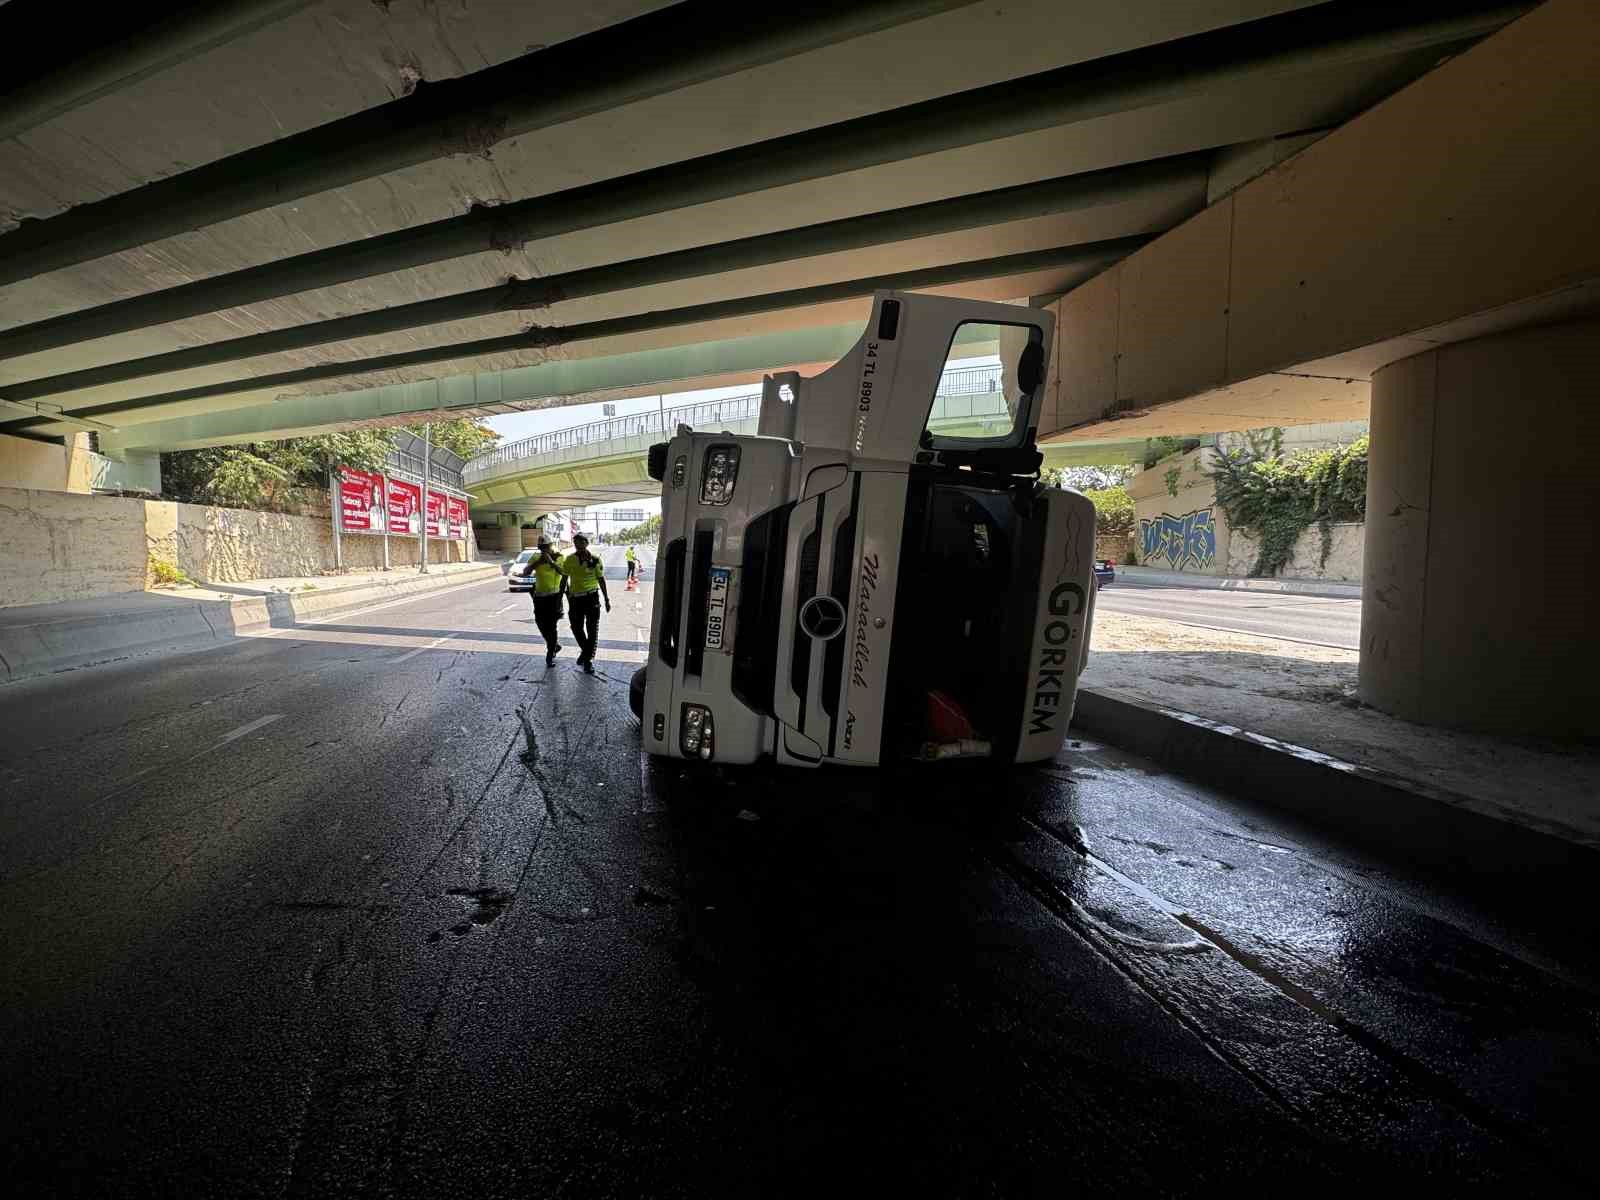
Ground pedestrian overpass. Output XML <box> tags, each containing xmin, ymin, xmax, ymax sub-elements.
<box><xmin>465</xmin><ymin>363</ymin><xmax>1146</xmax><ymax>517</ymax></box>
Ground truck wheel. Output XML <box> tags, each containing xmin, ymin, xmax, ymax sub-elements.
<box><xmin>628</xmin><ymin>667</ymin><xmax>646</xmax><ymax>724</ymax></box>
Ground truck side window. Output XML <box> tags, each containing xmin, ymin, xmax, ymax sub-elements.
<box><xmin>923</xmin><ymin>321</ymin><xmax>1044</xmax><ymax>452</ymax></box>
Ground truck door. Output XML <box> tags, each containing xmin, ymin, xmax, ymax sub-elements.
<box><xmin>853</xmin><ymin>291</ymin><xmax>1055</xmax><ymax>465</ymax></box>
<box><xmin>781</xmin><ymin>291</ymin><xmax>1056</xmax><ymax>468</ymax></box>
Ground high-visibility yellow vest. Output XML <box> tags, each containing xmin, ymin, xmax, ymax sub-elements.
<box><xmin>529</xmin><ymin>553</ymin><xmax>564</xmax><ymax>595</ymax></box>
<box><xmin>562</xmin><ymin>553</ymin><xmax>604</xmax><ymax>595</ymax></box>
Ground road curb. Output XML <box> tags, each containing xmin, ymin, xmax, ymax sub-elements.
<box><xmin>1071</xmin><ymin>688</ymin><xmax>1599</xmax><ymax>877</ymax></box>
<box><xmin>223</xmin><ymin>565</ymin><xmax>503</xmax><ymax>632</ymax></box>
<box><xmin>0</xmin><ymin>565</ymin><xmax>501</xmax><ymax>684</ymax></box>
<box><xmin>1115</xmin><ymin>566</ymin><xmax>1361</xmax><ymax>599</ymax></box>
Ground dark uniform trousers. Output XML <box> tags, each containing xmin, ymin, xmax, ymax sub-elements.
<box><xmin>568</xmin><ymin>593</ymin><xmax>601</xmax><ymax>661</ymax></box>
<box><xmin>531</xmin><ymin>593</ymin><xmax>564</xmax><ymax>651</ymax></box>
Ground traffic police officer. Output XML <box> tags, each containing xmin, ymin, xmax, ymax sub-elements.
<box><xmin>625</xmin><ymin>545</ymin><xmax>637</xmax><ymax>587</ymax></box>
<box><xmin>524</xmin><ymin>534</ymin><xmax>567</xmax><ymax>666</ymax></box>
<box><xmin>561</xmin><ymin>532</ymin><xmax>610</xmax><ymax>673</ymax></box>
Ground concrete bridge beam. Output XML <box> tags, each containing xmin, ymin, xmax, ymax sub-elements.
<box><xmin>1029</xmin><ymin>0</ymin><xmax>1598</xmax><ymax>738</ymax></box>
<box><xmin>1038</xmin><ymin>0</ymin><xmax>1599</xmax><ymax>451</ymax></box>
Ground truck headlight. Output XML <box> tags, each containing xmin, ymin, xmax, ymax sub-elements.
<box><xmin>680</xmin><ymin>704</ymin><xmax>714</xmax><ymax>760</ymax></box>
<box><xmin>700</xmin><ymin>446</ymin><xmax>739</xmax><ymax>505</ymax></box>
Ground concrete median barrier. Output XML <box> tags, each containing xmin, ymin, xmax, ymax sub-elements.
<box><xmin>0</xmin><ymin>564</ymin><xmax>501</xmax><ymax>684</ymax></box>
<box><xmin>0</xmin><ymin>602</ymin><xmax>221</xmax><ymax>681</ymax></box>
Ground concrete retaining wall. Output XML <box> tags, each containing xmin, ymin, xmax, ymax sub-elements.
<box><xmin>1094</xmin><ymin>533</ymin><xmax>1133</xmax><ymax>563</ymax></box>
<box><xmin>0</xmin><ymin>485</ymin><xmax>478</xmax><ymax>607</ymax></box>
<box><xmin>0</xmin><ymin>487</ymin><xmax>150</xmax><ymax>605</ymax></box>
<box><xmin>1227</xmin><ymin>522</ymin><xmax>1364</xmax><ymax>583</ymax></box>
<box><xmin>1129</xmin><ymin>447</ymin><xmax>1364</xmax><ymax>581</ymax></box>
<box><xmin>153</xmin><ymin>502</ymin><xmax>476</xmax><ymax>580</ymax></box>
<box><xmin>1129</xmin><ymin>447</ymin><xmax>1235</xmax><ymax>575</ymax></box>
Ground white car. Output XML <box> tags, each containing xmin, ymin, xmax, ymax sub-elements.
<box><xmin>630</xmin><ymin>289</ymin><xmax>1097</xmax><ymax>768</ymax></box>
<box><xmin>503</xmin><ymin>549</ymin><xmax>536</xmax><ymax>590</ymax></box>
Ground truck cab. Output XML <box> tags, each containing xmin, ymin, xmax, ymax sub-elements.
<box><xmin>631</xmin><ymin>290</ymin><xmax>1097</xmax><ymax>767</ymax></box>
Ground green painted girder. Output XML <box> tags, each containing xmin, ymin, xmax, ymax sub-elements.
<box><xmin>99</xmin><ymin>316</ymin><xmax>1007</xmax><ymax>454</ymax></box>
<box><xmin>98</xmin><ymin>322</ymin><xmax>869</xmax><ymax>454</ymax></box>
<box><xmin>1040</xmin><ymin>438</ymin><xmax>1148</xmax><ymax>467</ymax></box>
<box><xmin>473</xmin><ymin>457</ymin><xmax>660</xmax><ymax>503</ymax></box>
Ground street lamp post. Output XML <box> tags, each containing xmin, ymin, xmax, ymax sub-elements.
<box><xmin>418</xmin><ymin>422</ymin><xmax>430</xmax><ymax>574</ymax></box>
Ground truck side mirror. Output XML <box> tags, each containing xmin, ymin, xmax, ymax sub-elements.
<box><xmin>647</xmin><ymin>442</ymin><xmax>669</xmax><ymax>482</ymax></box>
<box><xmin>1017</xmin><ymin>341</ymin><xmax>1044</xmax><ymax>396</ymax></box>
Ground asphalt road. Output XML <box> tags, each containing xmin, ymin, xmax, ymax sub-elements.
<box><xmin>1098</xmin><ymin>580</ymin><xmax>1362</xmax><ymax>649</ymax></box>
<box><xmin>2</xmin><ymin>573</ymin><xmax>1595</xmax><ymax>1195</ymax></box>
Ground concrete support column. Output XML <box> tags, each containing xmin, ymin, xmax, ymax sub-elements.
<box><xmin>1360</xmin><ymin>318</ymin><xmax>1598</xmax><ymax>736</ymax></box>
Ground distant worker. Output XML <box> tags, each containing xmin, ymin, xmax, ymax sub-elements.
<box><xmin>562</xmin><ymin>532</ymin><xmax>610</xmax><ymax>674</ymax></box>
<box><xmin>625</xmin><ymin>545</ymin><xmax>637</xmax><ymax>590</ymax></box>
<box><xmin>523</xmin><ymin>535</ymin><xmax>567</xmax><ymax>667</ymax></box>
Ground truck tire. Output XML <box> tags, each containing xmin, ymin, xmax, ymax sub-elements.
<box><xmin>628</xmin><ymin>666</ymin><xmax>646</xmax><ymax>724</ymax></box>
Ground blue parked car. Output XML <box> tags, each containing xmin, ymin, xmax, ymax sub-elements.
<box><xmin>1093</xmin><ymin>559</ymin><xmax>1116</xmax><ymax>588</ymax></box>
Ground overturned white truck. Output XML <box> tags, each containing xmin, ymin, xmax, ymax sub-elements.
<box><xmin>628</xmin><ymin>290</ymin><xmax>1097</xmax><ymax>766</ymax></box>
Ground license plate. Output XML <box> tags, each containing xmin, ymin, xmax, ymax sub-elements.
<box><xmin>705</xmin><ymin>567</ymin><xmax>730</xmax><ymax>650</ymax></box>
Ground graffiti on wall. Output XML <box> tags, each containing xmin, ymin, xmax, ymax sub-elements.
<box><xmin>1140</xmin><ymin>509</ymin><xmax>1217</xmax><ymax>571</ymax></box>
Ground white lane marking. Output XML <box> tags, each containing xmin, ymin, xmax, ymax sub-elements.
<box><xmin>494</xmin><ymin>602</ymin><xmax>518</xmax><ymax>614</ymax></box>
<box><xmin>95</xmin><ymin>713</ymin><xmax>288</xmax><ymax>803</ymax></box>
<box><xmin>220</xmin><ymin>714</ymin><xmax>284</xmax><ymax>744</ymax></box>
<box><xmin>390</xmin><ymin>633</ymin><xmax>460</xmax><ymax>663</ymax></box>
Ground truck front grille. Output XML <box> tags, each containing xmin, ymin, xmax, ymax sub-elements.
<box><xmin>657</xmin><ymin>538</ymin><xmax>686</xmax><ymax>668</ymax></box>
<box><xmin>730</xmin><ymin>503</ymin><xmax>794</xmax><ymax>715</ymax></box>
<box><xmin>684</xmin><ymin>528</ymin><xmax>715</xmax><ymax>678</ymax></box>
<box><xmin>789</xmin><ymin>519</ymin><xmax>821</xmax><ymax>716</ymax></box>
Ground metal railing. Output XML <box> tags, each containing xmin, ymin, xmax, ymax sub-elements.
<box><xmin>387</xmin><ymin>447</ymin><xmax>465</xmax><ymax>491</ymax></box>
<box><xmin>464</xmin><ymin>362</ymin><xmax>1011</xmax><ymax>481</ymax></box>
<box><xmin>466</xmin><ymin>394</ymin><xmax>762</xmax><ymax>480</ymax></box>
<box><xmin>938</xmin><ymin>363</ymin><xmax>1004</xmax><ymax>397</ymax></box>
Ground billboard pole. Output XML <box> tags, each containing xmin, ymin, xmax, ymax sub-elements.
<box><xmin>381</xmin><ymin>472</ymin><xmax>391</xmax><ymax>570</ymax></box>
<box><xmin>330</xmin><ymin>464</ymin><xmax>343</xmax><ymax>570</ymax></box>
<box><xmin>418</xmin><ymin>423</ymin><xmax>431</xmax><ymax>574</ymax></box>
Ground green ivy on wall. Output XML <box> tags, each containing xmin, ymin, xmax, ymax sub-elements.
<box><xmin>1208</xmin><ymin>430</ymin><xmax>1368</xmax><ymax>577</ymax></box>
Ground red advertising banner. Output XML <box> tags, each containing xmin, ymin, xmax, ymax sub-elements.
<box><xmin>386</xmin><ymin>477</ymin><xmax>422</xmax><ymax>536</ymax></box>
<box><xmin>446</xmin><ymin>495</ymin><xmax>470</xmax><ymax>540</ymax></box>
<box><xmin>338</xmin><ymin>467</ymin><xmax>387</xmax><ymax>534</ymax></box>
<box><xmin>339</xmin><ymin>466</ymin><xmax>468</xmax><ymax>540</ymax></box>
<box><xmin>424</xmin><ymin>489</ymin><xmax>446</xmax><ymax>538</ymax></box>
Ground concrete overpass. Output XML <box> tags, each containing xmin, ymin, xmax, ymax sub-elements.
<box><xmin>0</xmin><ymin>0</ymin><xmax>1525</xmax><ymax>453</ymax></box>
<box><xmin>0</xmin><ymin>0</ymin><xmax>1594</xmax><ymax>736</ymax></box>
<box><xmin>466</xmin><ymin>362</ymin><xmax>1145</xmax><ymax>515</ymax></box>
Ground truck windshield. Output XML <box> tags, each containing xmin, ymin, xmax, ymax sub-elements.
<box><xmin>921</xmin><ymin>320</ymin><xmax>1045</xmax><ymax>451</ymax></box>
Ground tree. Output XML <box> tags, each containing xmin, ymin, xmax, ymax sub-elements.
<box><xmin>1082</xmin><ymin>485</ymin><xmax>1134</xmax><ymax>536</ymax></box>
<box><xmin>161</xmin><ymin>429</ymin><xmax>393</xmax><ymax>510</ymax></box>
<box><xmin>1208</xmin><ymin>432</ymin><xmax>1368</xmax><ymax>576</ymax></box>
<box><xmin>160</xmin><ymin>420</ymin><xmax>500</xmax><ymax>512</ymax></box>
<box><xmin>1041</xmin><ymin>464</ymin><xmax>1134</xmax><ymax>491</ymax></box>
<box><xmin>613</xmin><ymin>513</ymin><xmax>662</xmax><ymax>544</ymax></box>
